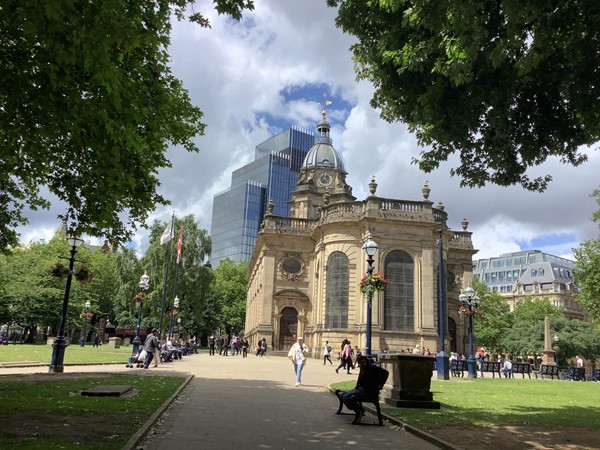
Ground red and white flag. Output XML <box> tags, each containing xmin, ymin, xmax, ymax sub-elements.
<box><xmin>176</xmin><ymin>232</ymin><xmax>183</xmax><ymax>264</ymax></box>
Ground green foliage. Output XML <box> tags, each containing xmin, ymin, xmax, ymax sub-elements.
<box><xmin>327</xmin><ymin>0</ymin><xmax>599</xmax><ymax>191</ymax></box>
<box><xmin>471</xmin><ymin>279</ymin><xmax>511</xmax><ymax>355</ymax></box>
<box><xmin>208</xmin><ymin>258</ymin><xmax>248</xmax><ymax>335</ymax></box>
<box><xmin>502</xmin><ymin>297</ymin><xmax>563</xmax><ymax>357</ymax></box>
<box><xmin>0</xmin><ymin>0</ymin><xmax>254</xmax><ymax>252</ymax></box>
<box><xmin>552</xmin><ymin>317</ymin><xmax>600</xmax><ymax>364</ymax></box>
<box><xmin>574</xmin><ymin>188</ymin><xmax>600</xmax><ymax>322</ymax></box>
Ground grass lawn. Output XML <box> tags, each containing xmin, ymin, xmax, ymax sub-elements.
<box><xmin>0</xmin><ymin>342</ymin><xmax>140</xmax><ymax>365</ymax></box>
<box><xmin>333</xmin><ymin>377</ymin><xmax>600</xmax><ymax>431</ymax></box>
<box><xmin>0</xmin><ymin>373</ymin><xmax>187</xmax><ymax>449</ymax></box>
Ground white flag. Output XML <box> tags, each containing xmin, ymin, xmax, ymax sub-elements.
<box><xmin>160</xmin><ymin>221</ymin><xmax>173</xmax><ymax>245</ymax></box>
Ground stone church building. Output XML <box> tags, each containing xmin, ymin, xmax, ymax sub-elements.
<box><xmin>244</xmin><ymin>111</ymin><xmax>477</xmax><ymax>358</ymax></box>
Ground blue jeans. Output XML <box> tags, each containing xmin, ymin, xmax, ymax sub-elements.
<box><xmin>294</xmin><ymin>361</ymin><xmax>305</xmax><ymax>383</ymax></box>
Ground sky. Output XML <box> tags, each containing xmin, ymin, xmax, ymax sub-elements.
<box><xmin>17</xmin><ymin>0</ymin><xmax>600</xmax><ymax>262</ymax></box>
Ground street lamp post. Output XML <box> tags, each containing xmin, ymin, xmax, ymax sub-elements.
<box><xmin>79</xmin><ymin>301</ymin><xmax>92</xmax><ymax>347</ymax></box>
<box><xmin>436</xmin><ymin>228</ymin><xmax>449</xmax><ymax>380</ymax></box>
<box><xmin>169</xmin><ymin>295</ymin><xmax>180</xmax><ymax>339</ymax></box>
<box><xmin>459</xmin><ymin>287</ymin><xmax>480</xmax><ymax>378</ymax></box>
<box><xmin>49</xmin><ymin>236</ymin><xmax>85</xmax><ymax>373</ymax></box>
<box><xmin>131</xmin><ymin>272</ymin><xmax>150</xmax><ymax>358</ymax></box>
<box><xmin>362</xmin><ymin>239</ymin><xmax>378</xmax><ymax>357</ymax></box>
<box><xmin>553</xmin><ymin>334</ymin><xmax>560</xmax><ymax>366</ymax></box>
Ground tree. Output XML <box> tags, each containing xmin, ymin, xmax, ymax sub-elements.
<box><xmin>0</xmin><ymin>0</ymin><xmax>254</xmax><ymax>252</ymax></box>
<box><xmin>574</xmin><ymin>188</ymin><xmax>600</xmax><ymax>322</ymax></box>
<box><xmin>471</xmin><ymin>279</ymin><xmax>511</xmax><ymax>355</ymax></box>
<box><xmin>326</xmin><ymin>1</ymin><xmax>599</xmax><ymax>191</ymax></box>
<box><xmin>552</xmin><ymin>317</ymin><xmax>600</xmax><ymax>365</ymax></box>
<box><xmin>210</xmin><ymin>259</ymin><xmax>248</xmax><ymax>336</ymax></box>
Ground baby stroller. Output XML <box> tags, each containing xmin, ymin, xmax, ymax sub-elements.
<box><xmin>126</xmin><ymin>348</ymin><xmax>147</xmax><ymax>368</ymax></box>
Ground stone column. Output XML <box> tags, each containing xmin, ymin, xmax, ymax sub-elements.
<box><xmin>541</xmin><ymin>315</ymin><xmax>556</xmax><ymax>365</ymax></box>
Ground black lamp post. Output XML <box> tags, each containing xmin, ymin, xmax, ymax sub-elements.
<box><xmin>79</xmin><ymin>301</ymin><xmax>91</xmax><ymax>347</ymax></box>
<box><xmin>459</xmin><ymin>287</ymin><xmax>480</xmax><ymax>378</ymax></box>
<box><xmin>362</xmin><ymin>239</ymin><xmax>378</xmax><ymax>357</ymax></box>
<box><xmin>169</xmin><ymin>295</ymin><xmax>180</xmax><ymax>339</ymax></box>
<box><xmin>436</xmin><ymin>228</ymin><xmax>449</xmax><ymax>380</ymax></box>
<box><xmin>49</xmin><ymin>236</ymin><xmax>84</xmax><ymax>373</ymax></box>
<box><xmin>131</xmin><ymin>272</ymin><xmax>150</xmax><ymax>358</ymax></box>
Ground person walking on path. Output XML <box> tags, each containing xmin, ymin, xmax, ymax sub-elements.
<box><xmin>323</xmin><ymin>341</ymin><xmax>333</xmax><ymax>365</ymax></box>
<box><xmin>208</xmin><ymin>334</ymin><xmax>215</xmax><ymax>355</ymax></box>
<box><xmin>288</xmin><ymin>336</ymin><xmax>308</xmax><ymax>386</ymax></box>
<box><xmin>336</xmin><ymin>339</ymin><xmax>352</xmax><ymax>374</ymax></box>
<box><xmin>143</xmin><ymin>329</ymin><xmax>160</xmax><ymax>369</ymax></box>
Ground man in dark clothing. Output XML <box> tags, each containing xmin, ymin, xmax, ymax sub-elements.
<box><xmin>341</xmin><ymin>355</ymin><xmax>387</xmax><ymax>423</ymax></box>
<box><xmin>143</xmin><ymin>329</ymin><xmax>159</xmax><ymax>369</ymax></box>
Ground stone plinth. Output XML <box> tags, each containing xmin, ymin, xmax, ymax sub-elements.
<box><xmin>46</xmin><ymin>337</ymin><xmax>71</xmax><ymax>346</ymax></box>
<box><xmin>108</xmin><ymin>337</ymin><xmax>122</xmax><ymax>348</ymax></box>
<box><xmin>379</xmin><ymin>353</ymin><xmax>440</xmax><ymax>409</ymax></box>
<box><xmin>123</xmin><ymin>337</ymin><xmax>131</xmax><ymax>347</ymax></box>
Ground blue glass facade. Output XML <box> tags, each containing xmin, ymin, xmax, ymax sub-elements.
<box><xmin>210</xmin><ymin>127</ymin><xmax>314</xmax><ymax>266</ymax></box>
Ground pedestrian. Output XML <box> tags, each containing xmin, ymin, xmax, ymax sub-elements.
<box><xmin>323</xmin><ymin>340</ymin><xmax>333</xmax><ymax>365</ymax></box>
<box><xmin>336</xmin><ymin>339</ymin><xmax>352</xmax><ymax>374</ymax></box>
<box><xmin>242</xmin><ymin>338</ymin><xmax>249</xmax><ymax>358</ymax></box>
<box><xmin>261</xmin><ymin>337</ymin><xmax>268</xmax><ymax>357</ymax></box>
<box><xmin>287</xmin><ymin>336</ymin><xmax>308</xmax><ymax>387</ymax></box>
<box><xmin>93</xmin><ymin>334</ymin><xmax>100</xmax><ymax>348</ymax></box>
<box><xmin>143</xmin><ymin>329</ymin><xmax>160</xmax><ymax>369</ymax></box>
<box><xmin>208</xmin><ymin>334</ymin><xmax>215</xmax><ymax>355</ymax></box>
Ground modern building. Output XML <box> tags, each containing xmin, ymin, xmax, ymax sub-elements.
<box><xmin>473</xmin><ymin>250</ymin><xmax>586</xmax><ymax>320</ymax></box>
<box><xmin>210</xmin><ymin>126</ymin><xmax>315</xmax><ymax>267</ymax></box>
<box><xmin>244</xmin><ymin>111</ymin><xmax>477</xmax><ymax>357</ymax></box>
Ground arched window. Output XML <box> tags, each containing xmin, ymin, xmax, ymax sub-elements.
<box><xmin>326</xmin><ymin>252</ymin><xmax>349</xmax><ymax>328</ymax></box>
<box><xmin>384</xmin><ymin>250</ymin><xmax>414</xmax><ymax>331</ymax></box>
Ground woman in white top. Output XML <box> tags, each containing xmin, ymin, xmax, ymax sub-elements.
<box><xmin>288</xmin><ymin>337</ymin><xmax>309</xmax><ymax>386</ymax></box>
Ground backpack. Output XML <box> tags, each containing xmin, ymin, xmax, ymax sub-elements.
<box><xmin>326</xmin><ymin>344</ymin><xmax>332</xmax><ymax>353</ymax></box>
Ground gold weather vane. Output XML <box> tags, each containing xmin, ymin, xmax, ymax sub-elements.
<box><xmin>319</xmin><ymin>93</ymin><xmax>333</xmax><ymax>115</ymax></box>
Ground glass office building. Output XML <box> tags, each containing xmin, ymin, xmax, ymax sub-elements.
<box><xmin>210</xmin><ymin>126</ymin><xmax>315</xmax><ymax>266</ymax></box>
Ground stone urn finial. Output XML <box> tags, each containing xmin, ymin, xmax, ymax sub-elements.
<box><xmin>369</xmin><ymin>176</ymin><xmax>378</xmax><ymax>196</ymax></box>
<box><xmin>436</xmin><ymin>201</ymin><xmax>445</xmax><ymax>212</ymax></box>
<box><xmin>267</xmin><ymin>199</ymin><xmax>274</xmax><ymax>215</ymax></box>
<box><xmin>461</xmin><ymin>218</ymin><xmax>469</xmax><ymax>231</ymax></box>
<box><xmin>323</xmin><ymin>190</ymin><xmax>331</xmax><ymax>205</ymax></box>
<box><xmin>422</xmin><ymin>181</ymin><xmax>431</xmax><ymax>200</ymax></box>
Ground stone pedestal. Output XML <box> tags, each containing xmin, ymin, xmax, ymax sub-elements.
<box><xmin>123</xmin><ymin>337</ymin><xmax>131</xmax><ymax>347</ymax></box>
<box><xmin>47</xmin><ymin>337</ymin><xmax>71</xmax><ymax>346</ymax></box>
<box><xmin>108</xmin><ymin>337</ymin><xmax>121</xmax><ymax>349</ymax></box>
<box><xmin>380</xmin><ymin>353</ymin><xmax>440</xmax><ymax>409</ymax></box>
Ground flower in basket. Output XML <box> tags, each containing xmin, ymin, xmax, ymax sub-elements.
<box><xmin>80</xmin><ymin>311</ymin><xmax>93</xmax><ymax>319</ymax></box>
<box><xmin>359</xmin><ymin>272</ymin><xmax>389</xmax><ymax>296</ymax></box>
<box><xmin>74</xmin><ymin>264</ymin><xmax>94</xmax><ymax>284</ymax></box>
<box><xmin>134</xmin><ymin>291</ymin><xmax>148</xmax><ymax>302</ymax></box>
<box><xmin>458</xmin><ymin>305</ymin><xmax>484</xmax><ymax>317</ymax></box>
<box><xmin>49</xmin><ymin>262</ymin><xmax>69</xmax><ymax>277</ymax></box>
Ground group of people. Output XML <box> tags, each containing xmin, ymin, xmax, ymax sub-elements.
<box><xmin>334</xmin><ymin>339</ymin><xmax>362</xmax><ymax>374</ymax></box>
<box><xmin>207</xmin><ymin>334</ymin><xmax>251</xmax><ymax>357</ymax></box>
<box><xmin>138</xmin><ymin>328</ymin><xmax>198</xmax><ymax>369</ymax></box>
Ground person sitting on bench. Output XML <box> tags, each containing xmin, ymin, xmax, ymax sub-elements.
<box><xmin>341</xmin><ymin>355</ymin><xmax>386</xmax><ymax>424</ymax></box>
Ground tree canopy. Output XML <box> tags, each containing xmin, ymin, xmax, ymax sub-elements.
<box><xmin>0</xmin><ymin>0</ymin><xmax>254</xmax><ymax>252</ymax></box>
<box><xmin>327</xmin><ymin>0</ymin><xmax>599</xmax><ymax>191</ymax></box>
<box><xmin>574</xmin><ymin>188</ymin><xmax>600</xmax><ymax>322</ymax></box>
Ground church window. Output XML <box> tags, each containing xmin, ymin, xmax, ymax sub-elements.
<box><xmin>384</xmin><ymin>250</ymin><xmax>414</xmax><ymax>331</ymax></box>
<box><xmin>325</xmin><ymin>252</ymin><xmax>349</xmax><ymax>328</ymax></box>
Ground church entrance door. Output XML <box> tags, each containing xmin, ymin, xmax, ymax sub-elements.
<box><xmin>279</xmin><ymin>307</ymin><xmax>298</xmax><ymax>350</ymax></box>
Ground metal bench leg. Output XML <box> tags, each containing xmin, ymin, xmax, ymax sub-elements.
<box><xmin>374</xmin><ymin>400</ymin><xmax>384</xmax><ymax>426</ymax></box>
<box><xmin>335</xmin><ymin>390</ymin><xmax>344</xmax><ymax>414</ymax></box>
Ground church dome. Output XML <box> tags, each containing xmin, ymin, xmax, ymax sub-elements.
<box><xmin>301</xmin><ymin>110</ymin><xmax>345</xmax><ymax>171</ymax></box>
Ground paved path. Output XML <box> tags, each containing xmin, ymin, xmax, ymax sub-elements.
<box><xmin>1</xmin><ymin>352</ymin><xmax>442</xmax><ymax>450</ymax></box>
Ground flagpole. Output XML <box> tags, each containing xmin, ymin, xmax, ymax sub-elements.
<box><xmin>158</xmin><ymin>214</ymin><xmax>175</xmax><ymax>341</ymax></box>
<box><xmin>169</xmin><ymin>231</ymin><xmax>183</xmax><ymax>339</ymax></box>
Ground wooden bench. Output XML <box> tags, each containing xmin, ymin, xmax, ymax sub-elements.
<box><xmin>512</xmin><ymin>362</ymin><xmax>532</xmax><ymax>379</ymax></box>
<box><xmin>450</xmin><ymin>359</ymin><xmax>467</xmax><ymax>377</ymax></box>
<box><xmin>335</xmin><ymin>364</ymin><xmax>389</xmax><ymax>426</ymax></box>
<box><xmin>480</xmin><ymin>361</ymin><xmax>502</xmax><ymax>378</ymax></box>
<box><xmin>535</xmin><ymin>364</ymin><xmax>560</xmax><ymax>380</ymax></box>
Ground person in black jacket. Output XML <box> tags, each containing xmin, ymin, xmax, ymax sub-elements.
<box><xmin>341</xmin><ymin>355</ymin><xmax>386</xmax><ymax>423</ymax></box>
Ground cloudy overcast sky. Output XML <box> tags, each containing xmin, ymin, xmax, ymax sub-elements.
<box><xmin>18</xmin><ymin>0</ymin><xmax>600</xmax><ymax>261</ymax></box>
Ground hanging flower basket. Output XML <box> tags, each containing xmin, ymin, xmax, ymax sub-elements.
<box><xmin>74</xmin><ymin>264</ymin><xmax>93</xmax><ymax>284</ymax></box>
<box><xmin>458</xmin><ymin>305</ymin><xmax>484</xmax><ymax>317</ymax></box>
<box><xmin>49</xmin><ymin>262</ymin><xmax>69</xmax><ymax>277</ymax></box>
<box><xmin>80</xmin><ymin>311</ymin><xmax>93</xmax><ymax>319</ymax></box>
<box><xmin>359</xmin><ymin>272</ymin><xmax>389</xmax><ymax>296</ymax></box>
<box><xmin>134</xmin><ymin>291</ymin><xmax>148</xmax><ymax>303</ymax></box>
